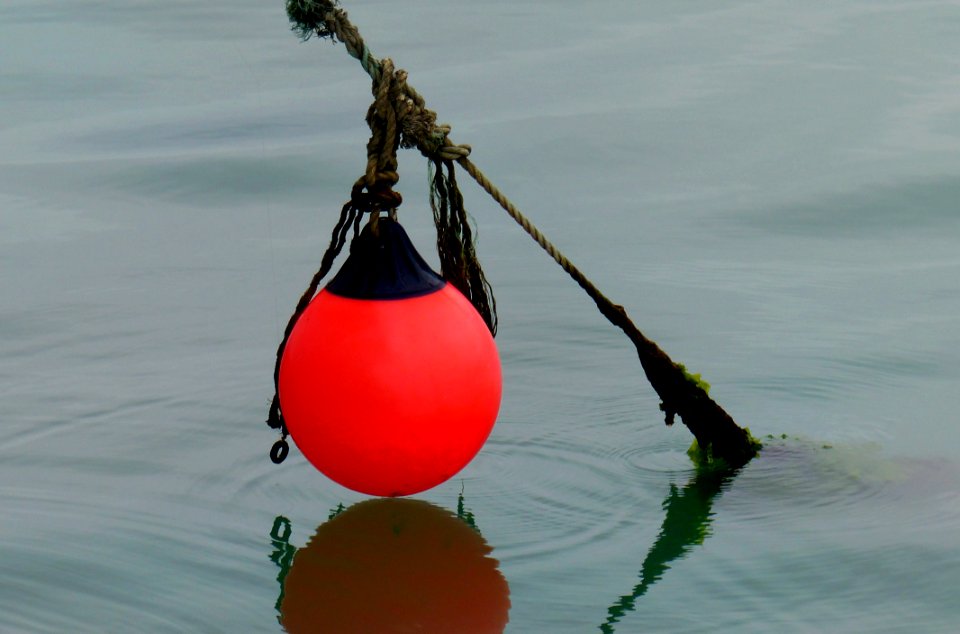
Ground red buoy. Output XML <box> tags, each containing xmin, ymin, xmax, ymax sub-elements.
<box><xmin>278</xmin><ymin>218</ymin><xmax>501</xmax><ymax>496</ymax></box>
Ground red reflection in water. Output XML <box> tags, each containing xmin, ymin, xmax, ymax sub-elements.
<box><xmin>281</xmin><ymin>498</ymin><xmax>510</xmax><ymax>633</ymax></box>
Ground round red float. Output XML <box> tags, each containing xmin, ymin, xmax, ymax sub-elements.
<box><xmin>279</xmin><ymin>498</ymin><xmax>510</xmax><ymax>633</ymax></box>
<box><xmin>278</xmin><ymin>218</ymin><xmax>501</xmax><ymax>496</ymax></box>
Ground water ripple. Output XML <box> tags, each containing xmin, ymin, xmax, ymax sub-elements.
<box><xmin>472</xmin><ymin>418</ymin><xmax>698</xmax><ymax>564</ymax></box>
<box><xmin>0</xmin><ymin>487</ymin><xmax>277</xmax><ymax>632</ymax></box>
<box><xmin>727</xmin><ymin>438</ymin><xmax>960</xmax><ymax>536</ymax></box>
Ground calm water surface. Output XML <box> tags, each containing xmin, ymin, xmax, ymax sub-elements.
<box><xmin>2</xmin><ymin>1</ymin><xmax>959</xmax><ymax>632</ymax></box>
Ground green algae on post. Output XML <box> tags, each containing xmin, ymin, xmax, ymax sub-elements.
<box><xmin>677</xmin><ymin>362</ymin><xmax>712</xmax><ymax>394</ymax></box>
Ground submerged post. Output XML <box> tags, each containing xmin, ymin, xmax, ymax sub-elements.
<box><xmin>279</xmin><ymin>0</ymin><xmax>760</xmax><ymax>467</ymax></box>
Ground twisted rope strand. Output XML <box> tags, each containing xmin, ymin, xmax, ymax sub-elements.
<box><xmin>267</xmin><ymin>202</ymin><xmax>359</xmax><ymax>438</ymax></box>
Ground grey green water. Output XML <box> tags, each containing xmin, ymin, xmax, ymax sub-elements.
<box><xmin>3</xmin><ymin>1</ymin><xmax>959</xmax><ymax>632</ymax></box>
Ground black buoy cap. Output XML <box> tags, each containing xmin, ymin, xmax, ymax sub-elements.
<box><xmin>325</xmin><ymin>217</ymin><xmax>445</xmax><ymax>300</ymax></box>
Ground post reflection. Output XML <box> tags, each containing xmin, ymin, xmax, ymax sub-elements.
<box><xmin>269</xmin><ymin>493</ymin><xmax>510</xmax><ymax>633</ymax></box>
<box><xmin>600</xmin><ymin>465</ymin><xmax>737</xmax><ymax>633</ymax></box>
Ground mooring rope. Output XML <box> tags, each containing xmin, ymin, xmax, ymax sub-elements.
<box><xmin>288</xmin><ymin>2</ymin><xmax>625</xmax><ymax>309</ymax></box>
<box><xmin>279</xmin><ymin>0</ymin><xmax>760</xmax><ymax>466</ymax></box>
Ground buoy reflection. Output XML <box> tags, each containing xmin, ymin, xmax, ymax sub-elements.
<box><xmin>270</xmin><ymin>497</ymin><xmax>510</xmax><ymax>633</ymax></box>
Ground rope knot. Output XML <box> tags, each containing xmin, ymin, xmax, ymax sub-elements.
<box><xmin>350</xmin><ymin>57</ymin><xmax>404</xmax><ymax>214</ymax></box>
<box><xmin>417</xmin><ymin>123</ymin><xmax>472</xmax><ymax>161</ymax></box>
<box><xmin>350</xmin><ymin>176</ymin><xmax>402</xmax><ymax>214</ymax></box>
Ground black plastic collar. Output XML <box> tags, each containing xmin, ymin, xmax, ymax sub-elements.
<box><xmin>326</xmin><ymin>218</ymin><xmax>445</xmax><ymax>300</ymax></box>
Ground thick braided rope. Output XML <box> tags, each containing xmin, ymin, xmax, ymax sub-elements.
<box><xmin>290</xmin><ymin>3</ymin><xmax>668</xmax><ymax>355</ymax></box>
<box><xmin>371</xmin><ymin>58</ymin><xmax>398</xmax><ymax>181</ymax></box>
<box><xmin>356</xmin><ymin>56</ymin><xmax>400</xmax><ymax>207</ymax></box>
<box><xmin>301</xmin><ymin>2</ymin><xmax>469</xmax><ymax>161</ymax></box>
<box><xmin>299</xmin><ymin>0</ymin><xmax>663</xmax><ymax>351</ymax></box>
<box><xmin>456</xmin><ymin>153</ymin><xmax>663</xmax><ymax>359</ymax></box>
<box><xmin>308</xmin><ymin>3</ymin><xmax>602</xmax><ymax>292</ymax></box>
<box><xmin>458</xmin><ymin>157</ymin><xmax>604</xmax><ymax>305</ymax></box>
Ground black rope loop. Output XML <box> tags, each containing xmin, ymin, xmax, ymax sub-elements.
<box><xmin>350</xmin><ymin>188</ymin><xmax>402</xmax><ymax>214</ymax></box>
<box><xmin>270</xmin><ymin>438</ymin><xmax>290</xmax><ymax>464</ymax></box>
